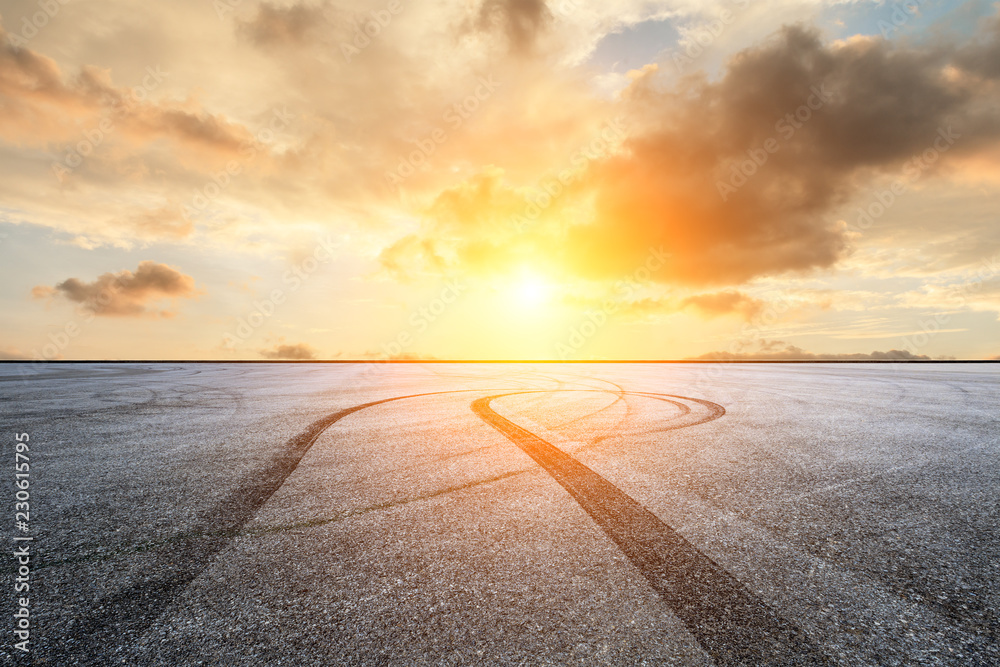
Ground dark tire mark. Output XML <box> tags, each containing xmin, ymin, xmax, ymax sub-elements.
<box><xmin>589</xmin><ymin>397</ymin><xmax>689</xmax><ymax>446</ymax></box>
<box><xmin>54</xmin><ymin>389</ymin><xmax>490</xmax><ymax>661</ymax></box>
<box><xmin>629</xmin><ymin>392</ymin><xmax>726</xmax><ymax>429</ymax></box>
<box><xmin>472</xmin><ymin>393</ymin><xmax>830</xmax><ymax>667</ymax></box>
<box><xmin>57</xmin><ymin>386</ymin><xmax>788</xmax><ymax>665</ymax></box>
<box><xmin>525</xmin><ymin>375</ymin><xmax>636</xmax><ymax>441</ymax></box>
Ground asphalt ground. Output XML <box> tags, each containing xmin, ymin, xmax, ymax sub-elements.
<box><xmin>1</xmin><ymin>362</ymin><xmax>997</xmax><ymax>665</ymax></box>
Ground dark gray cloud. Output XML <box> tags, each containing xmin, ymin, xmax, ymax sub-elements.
<box><xmin>470</xmin><ymin>0</ymin><xmax>552</xmax><ymax>54</ymax></box>
<box><xmin>561</xmin><ymin>21</ymin><xmax>1000</xmax><ymax>285</ymax></box>
<box><xmin>32</xmin><ymin>261</ymin><xmax>199</xmax><ymax>317</ymax></box>
<box><xmin>237</xmin><ymin>2</ymin><xmax>329</xmax><ymax>47</ymax></box>
<box><xmin>689</xmin><ymin>340</ymin><xmax>933</xmax><ymax>361</ymax></box>
<box><xmin>259</xmin><ymin>343</ymin><xmax>318</xmax><ymax>360</ymax></box>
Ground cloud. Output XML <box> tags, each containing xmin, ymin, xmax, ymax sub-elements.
<box><xmin>113</xmin><ymin>204</ymin><xmax>195</xmax><ymax>242</ymax></box>
<box><xmin>896</xmin><ymin>269</ymin><xmax>1000</xmax><ymax>317</ymax></box>
<box><xmin>360</xmin><ymin>350</ymin><xmax>437</xmax><ymax>361</ymax></box>
<box><xmin>0</xmin><ymin>19</ymin><xmax>257</xmax><ymax>166</ymax></box>
<box><xmin>378</xmin><ymin>234</ymin><xmax>450</xmax><ymax>282</ymax></box>
<box><xmin>468</xmin><ymin>0</ymin><xmax>553</xmax><ymax>54</ymax></box>
<box><xmin>237</xmin><ymin>2</ymin><xmax>330</xmax><ymax>47</ymax></box>
<box><xmin>384</xmin><ymin>20</ymin><xmax>1000</xmax><ymax>288</ymax></box>
<box><xmin>0</xmin><ymin>347</ymin><xmax>29</xmax><ymax>360</ymax></box>
<box><xmin>681</xmin><ymin>291</ymin><xmax>764</xmax><ymax>320</ymax></box>
<box><xmin>376</xmin><ymin>166</ymin><xmax>585</xmax><ymax>281</ymax></box>
<box><xmin>32</xmin><ymin>261</ymin><xmax>200</xmax><ymax>317</ymax></box>
<box><xmin>560</xmin><ymin>23</ymin><xmax>1000</xmax><ymax>285</ymax></box>
<box><xmin>55</xmin><ymin>204</ymin><xmax>194</xmax><ymax>249</ymax></box>
<box><xmin>689</xmin><ymin>339</ymin><xmax>933</xmax><ymax>361</ymax></box>
<box><xmin>0</xmin><ymin>1</ymin><xmax>662</xmax><ymax>253</ymax></box>
<box><xmin>558</xmin><ymin>290</ymin><xmax>767</xmax><ymax>321</ymax></box>
<box><xmin>556</xmin><ymin>293</ymin><xmax>675</xmax><ymax>321</ymax></box>
<box><xmin>0</xmin><ymin>30</ymin><xmax>103</xmax><ymax>144</ymax></box>
<box><xmin>3</xmin><ymin>2</ymin><xmax>1000</xmax><ymax>361</ymax></box>
<box><xmin>259</xmin><ymin>343</ymin><xmax>318</xmax><ymax>360</ymax></box>
<box><xmin>955</xmin><ymin>10</ymin><xmax>1000</xmax><ymax>79</ymax></box>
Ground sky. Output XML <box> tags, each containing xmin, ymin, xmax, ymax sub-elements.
<box><xmin>1</xmin><ymin>0</ymin><xmax>999</xmax><ymax>361</ymax></box>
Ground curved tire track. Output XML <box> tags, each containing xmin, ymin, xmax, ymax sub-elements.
<box><xmin>59</xmin><ymin>386</ymin><xmax>822</xmax><ymax>666</ymax></box>
<box><xmin>57</xmin><ymin>389</ymin><xmax>481</xmax><ymax>660</ymax></box>
<box><xmin>473</xmin><ymin>392</ymin><xmax>829</xmax><ymax>667</ymax></box>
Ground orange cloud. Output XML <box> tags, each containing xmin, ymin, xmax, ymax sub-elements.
<box><xmin>562</xmin><ymin>23</ymin><xmax>1000</xmax><ymax>285</ymax></box>
<box><xmin>681</xmin><ymin>291</ymin><xmax>764</xmax><ymax>320</ymax></box>
<box><xmin>0</xmin><ymin>19</ymin><xmax>257</xmax><ymax>170</ymax></box>
<box><xmin>382</xmin><ymin>22</ymin><xmax>1000</xmax><ymax>289</ymax></box>
<box><xmin>113</xmin><ymin>204</ymin><xmax>194</xmax><ymax>242</ymax></box>
<box><xmin>377</xmin><ymin>167</ymin><xmax>569</xmax><ymax>280</ymax></box>
<box><xmin>0</xmin><ymin>347</ymin><xmax>29</xmax><ymax>360</ymax></box>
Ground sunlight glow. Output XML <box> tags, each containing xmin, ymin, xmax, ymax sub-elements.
<box><xmin>509</xmin><ymin>271</ymin><xmax>553</xmax><ymax>309</ymax></box>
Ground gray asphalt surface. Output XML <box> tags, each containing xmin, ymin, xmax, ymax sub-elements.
<box><xmin>1</xmin><ymin>362</ymin><xmax>998</xmax><ymax>665</ymax></box>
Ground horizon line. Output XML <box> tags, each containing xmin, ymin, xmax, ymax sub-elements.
<box><xmin>1</xmin><ymin>359</ymin><xmax>996</xmax><ymax>364</ymax></box>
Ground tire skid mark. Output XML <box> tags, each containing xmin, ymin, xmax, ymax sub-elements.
<box><xmin>61</xmin><ymin>386</ymin><xmax>759</xmax><ymax>664</ymax></box>
<box><xmin>58</xmin><ymin>389</ymin><xmax>491</xmax><ymax>658</ymax></box>
<box><xmin>525</xmin><ymin>374</ymin><xmax>633</xmax><ymax>438</ymax></box>
<box><xmin>598</xmin><ymin>378</ymin><xmax>638</xmax><ymax>440</ymax></box>
<box><xmin>552</xmin><ymin>388</ymin><xmax>626</xmax><ymax>430</ymax></box>
<box><xmin>249</xmin><ymin>467</ymin><xmax>538</xmax><ymax>536</ymax></box>
<box><xmin>589</xmin><ymin>398</ymin><xmax>690</xmax><ymax>447</ymax></box>
<box><xmin>473</xmin><ymin>392</ymin><xmax>830</xmax><ymax>667</ymax></box>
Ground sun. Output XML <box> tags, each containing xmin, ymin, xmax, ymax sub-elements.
<box><xmin>509</xmin><ymin>270</ymin><xmax>552</xmax><ymax>309</ymax></box>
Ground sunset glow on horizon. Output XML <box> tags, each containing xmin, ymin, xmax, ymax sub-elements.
<box><xmin>2</xmin><ymin>0</ymin><xmax>1000</xmax><ymax>361</ymax></box>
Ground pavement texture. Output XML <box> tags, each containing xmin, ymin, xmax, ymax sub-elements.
<box><xmin>1</xmin><ymin>362</ymin><xmax>998</xmax><ymax>665</ymax></box>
